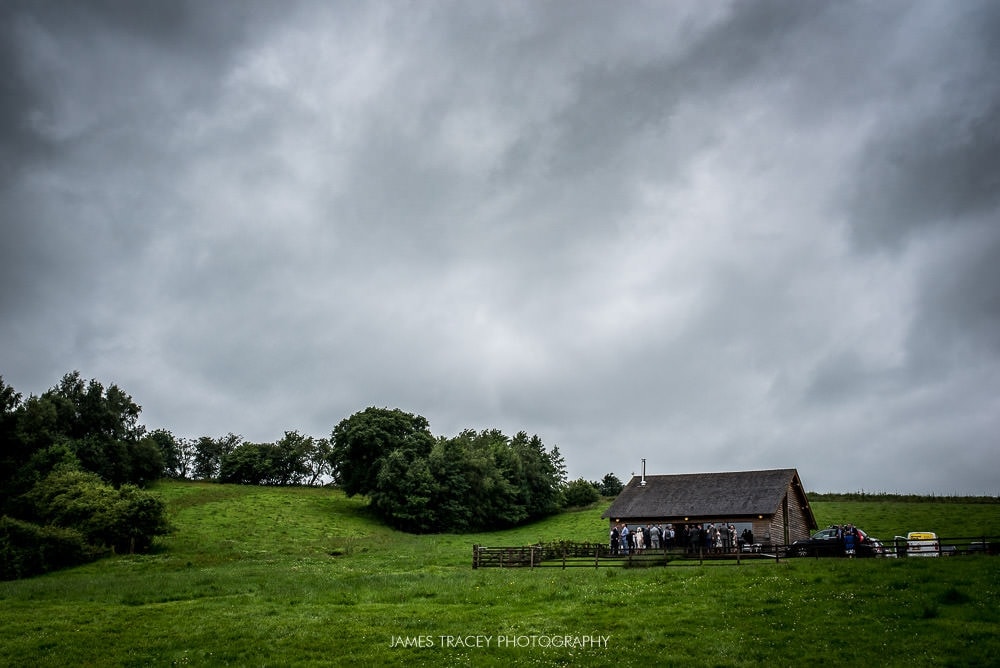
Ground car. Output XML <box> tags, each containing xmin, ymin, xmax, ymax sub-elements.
<box><xmin>788</xmin><ymin>527</ymin><xmax>877</xmax><ymax>558</ymax></box>
<box><xmin>968</xmin><ymin>540</ymin><xmax>992</xmax><ymax>554</ymax></box>
<box><xmin>906</xmin><ymin>531</ymin><xmax>940</xmax><ymax>557</ymax></box>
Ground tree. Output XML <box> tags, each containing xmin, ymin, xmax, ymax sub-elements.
<box><xmin>303</xmin><ymin>437</ymin><xmax>332</xmax><ymax>485</ymax></box>
<box><xmin>370</xmin><ymin>448</ymin><xmax>438</xmax><ymax>532</ymax></box>
<box><xmin>0</xmin><ymin>376</ymin><xmax>25</xmax><ymax>495</ymax></box>
<box><xmin>328</xmin><ymin>409</ymin><xmax>572</xmax><ymax>533</ymax></box>
<box><xmin>218</xmin><ymin>442</ymin><xmax>269</xmax><ymax>485</ymax></box>
<box><xmin>145</xmin><ymin>429</ymin><xmax>181</xmax><ymax>479</ymax></box>
<box><xmin>218</xmin><ymin>433</ymin><xmax>311</xmax><ymax>486</ymax></box>
<box><xmin>328</xmin><ymin>408</ymin><xmax>434</xmax><ymax>497</ymax></box>
<box><xmin>506</xmin><ymin>431</ymin><xmax>562</xmax><ymax>520</ymax></box>
<box><xmin>0</xmin><ymin>373</ymin><xmax>175</xmax><ymax>579</ymax></box>
<box><xmin>192</xmin><ymin>437</ymin><xmax>219</xmax><ymax>480</ymax></box>
<box><xmin>562</xmin><ymin>478</ymin><xmax>600</xmax><ymax>507</ymax></box>
<box><xmin>426</xmin><ymin>430</ymin><xmax>519</xmax><ymax>532</ymax></box>
<box><xmin>193</xmin><ymin>433</ymin><xmax>241</xmax><ymax>481</ymax></box>
<box><xmin>173</xmin><ymin>437</ymin><xmax>197</xmax><ymax>479</ymax></box>
<box><xmin>127</xmin><ymin>436</ymin><xmax>165</xmax><ymax>487</ymax></box>
<box><xmin>598</xmin><ymin>473</ymin><xmax>624</xmax><ymax>496</ymax></box>
<box><xmin>46</xmin><ymin>372</ymin><xmax>145</xmax><ymax>445</ymax></box>
<box><xmin>0</xmin><ymin>377</ymin><xmax>20</xmax><ymax>414</ymax></box>
<box><xmin>271</xmin><ymin>431</ymin><xmax>313</xmax><ymax>485</ymax></box>
<box><xmin>3</xmin><ymin>373</ymin><xmax>155</xmax><ymax>491</ymax></box>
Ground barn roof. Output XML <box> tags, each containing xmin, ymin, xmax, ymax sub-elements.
<box><xmin>601</xmin><ymin>468</ymin><xmax>815</xmax><ymax>526</ymax></box>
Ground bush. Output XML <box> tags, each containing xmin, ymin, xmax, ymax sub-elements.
<box><xmin>0</xmin><ymin>516</ymin><xmax>98</xmax><ymax>580</ymax></box>
<box><xmin>22</xmin><ymin>468</ymin><xmax>172</xmax><ymax>555</ymax></box>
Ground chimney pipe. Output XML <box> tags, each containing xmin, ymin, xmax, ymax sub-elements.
<box><xmin>641</xmin><ymin>458</ymin><xmax>646</xmax><ymax>486</ymax></box>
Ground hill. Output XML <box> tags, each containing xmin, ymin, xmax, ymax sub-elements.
<box><xmin>0</xmin><ymin>482</ymin><xmax>997</xmax><ymax>666</ymax></box>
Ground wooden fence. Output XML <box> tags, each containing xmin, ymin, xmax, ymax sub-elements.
<box><xmin>472</xmin><ymin>542</ymin><xmax>781</xmax><ymax>569</ymax></box>
<box><xmin>473</xmin><ymin>536</ymin><xmax>998</xmax><ymax>568</ymax></box>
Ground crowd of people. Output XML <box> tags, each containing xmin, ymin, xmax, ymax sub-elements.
<box><xmin>609</xmin><ymin>522</ymin><xmax>756</xmax><ymax>555</ymax></box>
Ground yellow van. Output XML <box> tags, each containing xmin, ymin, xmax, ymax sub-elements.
<box><xmin>906</xmin><ymin>531</ymin><xmax>940</xmax><ymax>557</ymax></box>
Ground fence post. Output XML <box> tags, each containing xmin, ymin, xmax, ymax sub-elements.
<box><xmin>562</xmin><ymin>546</ymin><xmax>567</xmax><ymax>570</ymax></box>
<box><xmin>595</xmin><ymin>545</ymin><xmax>599</xmax><ymax>569</ymax></box>
<box><xmin>473</xmin><ymin>544</ymin><xmax>478</xmax><ymax>569</ymax></box>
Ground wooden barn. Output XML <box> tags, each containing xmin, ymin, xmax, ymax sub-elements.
<box><xmin>601</xmin><ymin>468</ymin><xmax>817</xmax><ymax>547</ymax></box>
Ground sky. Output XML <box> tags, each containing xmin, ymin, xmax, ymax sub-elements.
<box><xmin>2</xmin><ymin>1</ymin><xmax>998</xmax><ymax>495</ymax></box>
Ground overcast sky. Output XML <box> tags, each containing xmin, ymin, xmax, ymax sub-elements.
<box><xmin>2</xmin><ymin>1</ymin><xmax>998</xmax><ymax>495</ymax></box>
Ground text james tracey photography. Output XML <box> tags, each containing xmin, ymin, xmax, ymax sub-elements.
<box><xmin>390</xmin><ymin>634</ymin><xmax>611</xmax><ymax>649</ymax></box>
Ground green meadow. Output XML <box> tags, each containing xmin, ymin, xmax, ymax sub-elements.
<box><xmin>1</xmin><ymin>482</ymin><xmax>998</xmax><ymax>667</ymax></box>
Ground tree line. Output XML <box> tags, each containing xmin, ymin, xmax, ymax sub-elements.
<box><xmin>1</xmin><ymin>371</ymin><xmax>623</xmax><ymax>577</ymax></box>
<box><xmin>0</xmin><ymin>373</ymin><xmax>171</xmax><ymax>579</ymax></box>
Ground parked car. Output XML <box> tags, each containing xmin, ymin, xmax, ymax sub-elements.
<box><xmin>906</xmin><ymin>531</ymin><xmax>940</xmax><ymax>557</ymax></box>
<box><xmin>867</xmin><ymin>536</ymin><xmax>887</xmax><ymax>557</ymax></box>
<box><xmin>788</xmin><ymin>527</ymin><xmax>877</xmax><ymax>558</ymax></box>
<box><xmin>968</xmin><ymin>540</ymin><xmax>992</xmax><ymax>554</ymax></box>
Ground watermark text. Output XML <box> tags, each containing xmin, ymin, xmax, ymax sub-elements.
<box><xmin>389</xmin><ymin>634</ymin><xmax>610</xmax><ymax>649</ymax></box>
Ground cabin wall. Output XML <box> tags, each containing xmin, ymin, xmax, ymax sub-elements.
<box><xmin>763</xmin><ymin>485</ymin><xmax>813</xmax><ymax>545</ymax></box>
<box><xmin>784</xmin><ymin>487</ymin><xmax>814</xmax><ymax>543</ymax></box>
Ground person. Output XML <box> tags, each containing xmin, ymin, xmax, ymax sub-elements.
<box><xmin>635</xmin><ymin>526</ymin><xmax>645</xmax><ymax>553</ymax></box>
<box><xmin>844</xmin><ymin>528</ymin><xmax>856</xmax><ymax>558</ymax></box>
<box><xmin>620</xmin><ymin>524</ymin><xmax>631</xmax><ymax>555</ymax></box>
<box><xmin>650</xmin><ymin>524</ymin><xmax>661</xmax><ymax>550</ymax></box>
<box><xmin>610</xmin><ymin>525</ymin><xmax>620</xmax><ymax>556</ymax></box>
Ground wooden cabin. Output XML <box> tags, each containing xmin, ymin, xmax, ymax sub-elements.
<box><xmin>601</xmin><ymin>468</ymin><xmax>817</xmax><ymax>547</ymax></box>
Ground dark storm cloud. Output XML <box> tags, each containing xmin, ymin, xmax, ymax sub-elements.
<box><xmin>836</xmin><ymin>1</ymin><xmax>1000</xmax><ymax>408</ymax></box>
<box><xmin>909</xmin><ymin>229</ymin><xmax>1000</xmax><ymax>364</ymax></box>
<box><xmin>0</xmin><ymin>20</ymin><xmax>49</xmax><ymax>177</ymax></box>
<box><xmin>849</xmin><ymin>98</ymin><xmax>1000</xmax><ymax>253</ymax></box>
<box><xmin>845</xmin><ymin>2</ymin><xmax>1000</xmax><ymax>250</ymax></box>
<box><xmin>1</xmin><ymin>1</ymin><xmax>998</xmax><ymax>494</ymax></box>
<box><xmin>0</xmin><ymin>0</ymin><xmax>280</xmax><ymax>358</ymax></box>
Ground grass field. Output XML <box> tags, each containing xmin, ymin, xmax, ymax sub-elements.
<box><xmin>1</xmin><ymin>482</ymin><xmax>998</xmax><ymax>667</ymax></box>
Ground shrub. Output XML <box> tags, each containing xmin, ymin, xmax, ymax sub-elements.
<box><xmin>22</xmin><ymin>468</ymin><xmax>172</xmax><ymax>555</ymax></box>
<box><xmin>0</xmin><ymin>516</ymin><xmax>98</xmax><ymax>580</ymax></box>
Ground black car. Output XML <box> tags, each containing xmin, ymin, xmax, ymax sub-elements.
<box><xmin>788</xmin><ymin>527</ymin><xmax>877</xmax><ymax>558</ymax></box>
